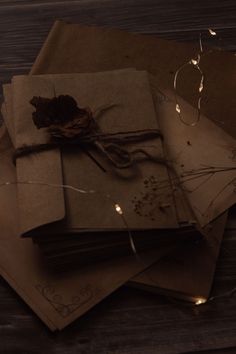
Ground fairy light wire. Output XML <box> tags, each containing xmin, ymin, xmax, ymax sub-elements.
<box><xmin>174</xmin><ymin>28</ymin><xmax>217</xmax><ymax>126</ymax></box>
<box><xmin>1</xmin><ymin>180</ymin><xmax>138</xmax><ymax>255</ymax></box>
<box><xmin>195</xmin><ymin>286</ymin><xmax>236</xmax><ymax>306</ymax></box>
<box><xmin>1</xmin><ymin>175</ymin><xmax>236</xmax><ymax>306</ymax></box>
<box><xmin>2</xmin><ymin>27</ymin><xmax>235</xmax><ymax>305</ymax></box>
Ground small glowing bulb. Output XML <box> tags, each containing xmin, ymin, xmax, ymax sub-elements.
<box><xmin>115</xmin><ymin>203</ymin><xmax>123</xmax><ymax>215</ymax></box>
<box><xmin>191</xmin><ymin>54</ymin><xmax>200</xmax><ymax>66</ymax></box>
<box><xmin>199</xmin><ymin>81</ymin><xmax>204</xmax><ymax>93</ymax></box>
<box><xmin>195</xmin><ymin>298</ymin><xmax>207</xmax><ymax>305</ymax></box>
<box><xmin>191</xmin><ymin>59</ymin><xmax>198</xmax><ymax>66</ymax></box>
<box><xmin>208</xmin><ymin>28</ymin><xmax>217</xmax><ymax>36</ymax></box>
<box><xmin>176</xmin><ymin>104</ymin><xmax>181</xmax><ymax>114</ymax></box>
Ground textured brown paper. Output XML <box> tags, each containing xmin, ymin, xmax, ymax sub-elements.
<box><xmin>11</xmin><ymin>70</ymin><xmax>179</xmax><ymax>237</ymax></box>
<box><xmin>131</xmin><ymin>87</ymin><xmax>229</xmax><ymax>301</ymax></box>
<box><xmin>31</xmin><ymin>20</ymin><xmax>236</xmax><ymax>139</ymax></box>
<box><xmin>153</xmin><ymin>88</ymin><xmax>236</xmax><ymax>226</ymax></box>
<box><xmin>131</xmin><ymin>211</ymin><xmax>227</xmax><ymax>302</ymax></box>
<box><xmin>0</xmin><ymin>120</ymin><xmax>178</xmax><ymax>330</ymax></box>
<box><xmin>2</xmin><ymin>84</ymin><xmax>16</xmax><ymax>146</ymax></box>
<box><xmin>131</xmin><ymin>214</ymin><xmax>227</xmax><ymax>302</ymax></box>
<box><xmin>1</xmin><ymin>77</ymin><xmax>190</xmax><ymax>330</ymax></box>
<box><xmin>28</xmin><ymin>22</ymin><xmax>230</xmax><ymax>301</ymax></box>
<box><xmin>130</xmin><ymin>177</ymin><xmax>228</xmax><ymax>302</ymax></box>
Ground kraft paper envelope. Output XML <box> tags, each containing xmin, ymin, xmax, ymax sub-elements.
<box><xmin>0</xmin><ymin>121</ymin><xmax>181</xmax><ymax>330</ymax></box>
<box><xmin>8</xmin><ymin>68</ymin><xmax>202</xmax><ymax>271</ymax></box>
<box><xmin>4</xmin><ymin>74</ymin><xmax>229</xmax><ymax>296</ymax></box>
<box><xmin>0</xmin><ymin>78</ymin><xmax>227</xmax><ymax>329</ymax></box>
<box><xmin>31</xmin><ymin>20</ymin><xmax>236</xmax><ymax>139</ymax></box>
<box><xmin>130</xmin><ymin>149</ymin><xmax>227</xmax><ymax>301</ymax></box>
<box><xmin>131</xmin><ymin>87</ymin><xmax>229</xmax><ymax>301</ymax></box>
<box><xmin>131</xmin><ymin>158</ymin><xmax>227</xmax><ymax>302</ymax></box>
<box><xmin>28</xmin><ymin>20</ymin><xmax>235</xmax><ymax>227</ymax></box>
<box><xmin>27</xmin><ymin>20</ymin><xmax>231</xmax><ymax>301</ymax></box>
<box><xmin>131</xmin><ymin>211</ymin><xmax>227</xmax><ymax>302</ymax></box>
<box><xmin>2</xmin><ymin>75</ymin><xmax>192</xmax><ymax>228</ymax></box>
<box><xmin>152</xmin><ymin>88</ymin><xmax>236</xmax><ymax>227</ymax></box>
<box><xmin>28</xmin><ymin>22</ymin><xmax>212</xmax><ymax>229</ymax></box>
<box><xmin>0</xmin><ymin>73</ymin><xmax>194</xmax><ymax>329</ymax></box>
<box><xmin>12</xmin><ymin>70</ymin><xmax>179</xmax><ymax>234</ymax></box>
<box><xmin>0</xmin><ymin>17</ymin><xmax>232</xmax><ymax>326</ymax></box>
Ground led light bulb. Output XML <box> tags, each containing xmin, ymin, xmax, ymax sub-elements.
<box><xmin>115</xmin><ymin>203</ymin><xmax>123</xmax><ymax>215</ymax></box>
<box><xmin>209</xmin><ymin>28</ymin><xmax>217</xmax><ymax>36</ymax></box>
<box><xmin>176</xmin><ymin>104</ymin><xmax>181</xmax><ymax>114</ymax></box>
<box><xmin>195</xmin><ymin>298</ymin><xmax>207</xmax><ymax>305</ymax></box>
<box><xmin>199</xmin><ymin>81</ymin><xmax>204</xmax><ymax>93</ymax></box>
<box><xmin>191</xmin><ymin>59</ymin><xmax>198</xmax><ymax>66</ymax></box>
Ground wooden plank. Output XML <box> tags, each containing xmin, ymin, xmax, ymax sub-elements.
<box><xmin>1</xmin><ymin>1</ymin><xmax>236</xmax><ymax>86</ymax></box>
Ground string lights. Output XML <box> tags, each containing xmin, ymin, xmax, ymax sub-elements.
<box><xmin>174</xmin><ymin>28</ymin><xmax>218</xmax><ymax>126</ymax></box>
<box><xmin>195</xmin><ymin>297</ymin><xmax>207</xmax><ymax>306</ymax></box>
<box><xmin>195</xmin><ymin>286</ymin><xmax>236</xmax><ymax>306</ymax></box>
<box><xmin>0</xmin><ymin>179</ymin><xmax>138</xmax><ymax>255</ymax></box>
<box><xmin>1</xmin><ymin>28</ymin><xmax>235</xmax><ymax>307</ymax></box>
<box><xmin>2</xmin><ymin>176</ymin><xmax>235</xmax><ymax>306</ymax></box>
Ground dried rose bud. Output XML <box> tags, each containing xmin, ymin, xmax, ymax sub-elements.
<box><xmin>30</xmin><ymin>95</ymin><xmax>89</xmax><ymax>128</ymax></box>
<box><xmin>30</xmin><ymin>95</ymin><xmax>96</xmax><ymax>139</ymax></box>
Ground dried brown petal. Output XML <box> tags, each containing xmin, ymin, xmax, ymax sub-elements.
<box><xmin>30</xmin><ymin>95</ymin><xmax>88</xmax><ymax>129</ymax></box>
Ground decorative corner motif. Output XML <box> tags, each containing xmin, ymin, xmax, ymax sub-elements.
<box><xmin>35</xmin><ymin>283</ymin><xmax>100</xmax><ymax>318</ymax></box>
<box><xmin>131</xmin><ymin>175</ymin><xmax>170</xmax><ymax>221</ymax></box>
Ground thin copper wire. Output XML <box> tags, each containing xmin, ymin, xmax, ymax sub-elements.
<box><xmin>3</xmin><ymin>36</ymin><xmax>235</xmax><ymax>304</ymax></box>
<box><xmin>1</xmin><ymin>180</ymin><xmax>138</xmax><ymax>254</ymax></box>
<box><xmin>1</xmin><ymin>174</ymin><xmax>236</xmax><ymax>305</ymax></box>
<box><xmin>173</xmin><ymin>28</ymin><xmax>217</xmax><ymax>127</ymax></box>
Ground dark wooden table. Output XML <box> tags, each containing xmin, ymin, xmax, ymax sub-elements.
<box><xmin>0</xmin><ymin>1</ymin><xmax>236</xmax><ymax>353</ymax></box>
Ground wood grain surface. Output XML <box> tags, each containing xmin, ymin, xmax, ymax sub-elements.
<box><xmin>0</xmin><ymin>1</ymin><xmax>236</xmax><ymax>353</ymax></box>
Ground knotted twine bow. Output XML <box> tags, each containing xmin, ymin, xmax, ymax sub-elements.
<box><xmin>14</xmin><ymin>95</ymin><xmax>165</xmax><ymax>170</ymax></box>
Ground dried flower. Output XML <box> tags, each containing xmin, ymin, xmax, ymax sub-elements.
<box><xmin>30</xmin><ymin>95</ymin><xmax>96</xmax><ymax>139</ymax></box>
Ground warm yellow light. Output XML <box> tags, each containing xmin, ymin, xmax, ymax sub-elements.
<box><xmin>195</xmin><ymin>298</ymin><xmax>207</xmax><ymax>305</ymax></box>
<box><xmin>208</xmin><ymin>28</ymin><xmax>217</xmax><ymax>36</ymax></box>
<box><xmin>199</xmin><ymin>81</ymin><xmax>204</xmax><ymax>93</ymax></box>
<box><xmin>176</xmin><ymin>104</ymin><xmax>181</xmax><ymax>114</ymax></box>
<box><xmin>115</xmin><ymin>203</ymin><xmax>123</xmax><ymax>215</ymax></box>
<box><xmin>191</xmin><ymin>59</ymin><xmax>198</xmax><ymax>66</ymax></box>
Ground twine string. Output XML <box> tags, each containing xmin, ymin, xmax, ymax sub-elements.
<box><xmin>14</xmin><ymin>94</ymin><xmax>164</xmax><ymax>169</ymax></box>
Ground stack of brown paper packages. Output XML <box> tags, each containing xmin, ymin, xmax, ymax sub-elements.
<box><xmin>0</xmin><ymin>21</ymin><xmax>235</xmax><ymax>330</ymax></box>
